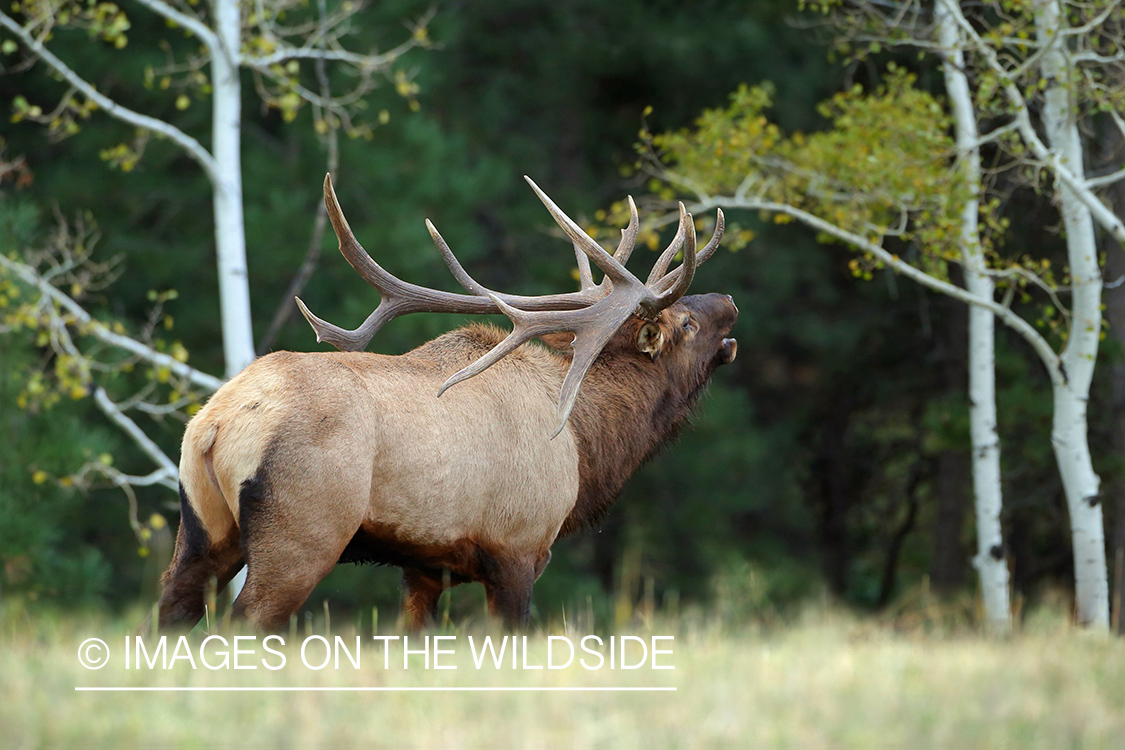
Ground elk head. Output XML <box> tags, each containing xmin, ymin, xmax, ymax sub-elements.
<box><xmin>296</xmin><ymin>175</ymin><xmax>732</xmax><ymax>436</ymax></box>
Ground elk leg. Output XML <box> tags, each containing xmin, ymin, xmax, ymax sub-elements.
<box><xmin>231</xmin><ymin>550</ymin><xmax>342</xmax><ymax>632</ymax></box>
<box><xmin>231</xmin><ymin>460</ymin><xmax>365</xmax><ymax>631</ymax></box>
<box><xmin>402</xmin><ymin>568</ymin><xmax>444</xmax><ymax>632</ymax></box>
<box><xmin>483</xmin><ymin>556</ymin><xmax>537</xmax><ymax>629</ymax></box>
<box><xmin>231</xmin><ymin>511</ymin><xmax>356</xmax><ymax>631</ymax></box>
<box><xmin>155</xmin><ymin>531</ymin><xmax>244</xmax><ymax>631</ymax></box>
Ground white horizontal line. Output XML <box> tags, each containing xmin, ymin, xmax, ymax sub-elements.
<box><xmin>75</xmin><ymin>686</ymin><xmax>676</xmax><ymax>692</ymax></box>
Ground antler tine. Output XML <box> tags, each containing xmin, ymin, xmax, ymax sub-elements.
<box><xmin>427</xmin><ymin>214</ymin><xmax>599</xmax><ymax>310</ymax></box>
<box><xmin>573</xmin><ymin>196</ymin><xmax>638</xmax><ymax>298</ymax></box>
<box><xmin>524</xmin><ymin>176</ymin><xmax>640</xmax><ymax>289</ymax></box>
<box><xmin>573</xmin><ymin>242</ymin><xmax>596</xmax><ymax>293</ymax></box>
<box><xmin>613</xmin><ymin>196</ymin><xmax>640</xmax><ymax>265</ymax></box>
<box><xmin>323</xmin><ymin>173</ymin><xmax>413</xmax><ymax>302</ymax></box>
<box><xmin>425</xmin><ymin>218</ymin><xmax>490</xmax><ymax>296</ymax></box>
<box><xmin>651</xmin><ymin>208</ymin><xmax>724</xmax><ymax>295</ymax></box>
<box><xmin>573</xmin><ymin>196</ymin><xmax>638</xmax><ymax>297</ymax></box>
<box><xmin>305</xmin><ymin>174</ymin><xmax>507</xmax><ymax>351</ymax></box>
<box><xmin>644</xmin><ymin>218</ymin><xmax>687</xmax><ymax>286</ymax></box>
<box><xmin>639</xmin><ymin>203</ymin><xmax>697</xmax><ymax>316</ymax></box>
<box><xmin>549</xmin><ymin>314</ymin><xmax>628</xmax><ymax>438</ymax></box>
<box><xmin>296</xmin><ymin>296</ymin><xmax>400</xmax><ymax>351</ymax></box>
<box><xmin>438</xmin><ymin>288</ymin><xmax>650</xmax><ymax>438</ymax></box>
<box><xmin>436</xmin><ymin>294</ymin><xmax>552</xmax><ymax>399</ymax></box>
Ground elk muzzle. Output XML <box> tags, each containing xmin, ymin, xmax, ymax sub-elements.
<box><xmin>713</xmin><ymin>293</ymin><xmax>738</xmax><ymax>364</ymax></box>
<box><xmin>720</xmin><ymin>338</ymin><xmax>738</xmax><ymax>364</ymax></box>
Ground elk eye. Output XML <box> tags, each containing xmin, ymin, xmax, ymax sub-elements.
<box><xmin>682</xmin><ymin>316</ymin><xmax>694</xmax><ymax>331</ymax></box>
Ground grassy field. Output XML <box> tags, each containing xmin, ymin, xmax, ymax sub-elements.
<box><xmin>3</xmin><ymin>602</ymin><xmax>1124</xmax><ymax>749</ymax></box>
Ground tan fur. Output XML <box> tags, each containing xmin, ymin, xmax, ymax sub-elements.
<box><xmin>185</xmin><ymin>336</ymin><xmax>579</xmax><ymax>549</ymax></box>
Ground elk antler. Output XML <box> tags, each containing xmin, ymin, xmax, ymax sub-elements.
<box><xmin>439</xmin><ymin>201</ymin><xmax>697</xmax><ymax>438</ymax></box>
<box><xmin>296</xmin><ymin>175</ymin><xmax>598</xmax><ymax>350</ymax></box>
<box><xmin>297</xmin><ymin>174</ymin><xmax>724</xmax><ymax>435</ymax></box>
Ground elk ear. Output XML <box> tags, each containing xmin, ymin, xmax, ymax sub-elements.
<box><xmin>636</xmin><ymin>322</ymin><xmax>665</xmax><ymax>359</ymax></box>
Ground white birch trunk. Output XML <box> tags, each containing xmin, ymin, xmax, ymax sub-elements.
<box><xmin>937</xmin><ymin>0</ymin><xmax>1011</xmax><ymax>633</ymax></box>
<box><xmin>1035</xmin><ymin>0</ymin><xmax>1110</xmax><ymax>629</ymax></box>
<box><xmin>211</xmin><ymin>0</ymin><xmax>255</xmax><ymax>379</ymax></box>
<box><xmin>211</xmin><ymin>0</ymin><xmax>253</xmax><ymax>600</ymax></box>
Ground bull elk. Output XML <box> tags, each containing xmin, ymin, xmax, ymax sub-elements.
<box><xmin>157</xmin><ymin>175</ymin><xmax>737</xmax><ymax>631</ymax></box>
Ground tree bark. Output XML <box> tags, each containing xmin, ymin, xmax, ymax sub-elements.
<box><xmin>938</xmin><ymin>0</ymin><xmax>1011</xmax><ymax>631</ymax></box>
<box><xmin>1036</xmin><ymin>0</ymin><xmax>1110</xmax><ymax>629</ymax></box>
<box><xmin>211</xmin><ymin>0</ymin><xmax>255</xmax><ymax>379</ymax></box>
<box><xmin>212</xmin><ymin>0</ymin><xmax>254</xmax><ymax>601</ymax></box>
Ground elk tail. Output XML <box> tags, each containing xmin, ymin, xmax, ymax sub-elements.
<box><xmin>174</xmin><ymin>419</ymin><xmax>239</xmax><ymax>557</ymax></box>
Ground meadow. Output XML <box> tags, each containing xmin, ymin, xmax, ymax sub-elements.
<box><xmin>3</xmin><ymin>598</ymin><xmax>1124</xmax><ymax>749</ymax></box>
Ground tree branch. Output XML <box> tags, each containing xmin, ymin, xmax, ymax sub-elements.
<box><xmin>690</xmin><ymin>195</ymin><xmax>1064</xmax><ymax>383</ymax></box>
<box><xmin>0</xmin><ymin>11</ymin><xmax>219</xmax><ymax>182</ymax></box>
<box><xmin>244</xmin><ymin>44</ymin><xmax>403</xmax><ymax>69</ymax></box>
<box><xmin>93</xmin><ymin>386</ymin><xmax>179</xmax><ymax>489</ymax></box>
<box><xmin>0</xmin><ymin>253</ymin><xmax>225</xmax><ymax>392</ymax></box>
<box><xmin>243</xmin><ymin>6</ymin><xmax>433</xmax><ymax>71</ymax></box>
<box><xmin>946</xmin><ymin>1</ymin><xmax>1125</xmax><ymax>247</ymax></box>
<box><xmin>130</xmin><ymin>0</ymin><xmax>217</xmax><ymax>49</ymax></box>
<box><xmin>1087</xmin><ymin>165</ymin><xmax>1125</xmax><ymax>189</ymax></box>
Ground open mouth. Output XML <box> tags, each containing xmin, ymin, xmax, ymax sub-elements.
<box><xmin>719</xmin><ymin>337</ymin><xmax>737</xmax><ymax>364</ymax></box>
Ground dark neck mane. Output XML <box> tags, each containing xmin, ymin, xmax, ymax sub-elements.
<box><xmin>559</xmin><ymin>339</ymin><xmax>702</xmax><ymax>536</ymax></box>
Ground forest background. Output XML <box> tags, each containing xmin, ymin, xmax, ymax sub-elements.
<box><xmin>1</xmin><ymin>0</ymin><xmax>1123</xmax><ymax>635</ymax></box>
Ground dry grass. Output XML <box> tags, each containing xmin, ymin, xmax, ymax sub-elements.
<box><xmin>3</xmin><ymin>603</ymin><xmax>1124</xmax><ymax>749</ymax></box>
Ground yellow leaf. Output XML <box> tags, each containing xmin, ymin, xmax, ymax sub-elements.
<box><xmin>175</xmin><ymin>95</ymin><xmax>190</xmax><ymax>110</ymax></box>
<box><xmin>32</xmin><ymin>470</ymin><xmax>48</xmax><ymax>485</ymax></box>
